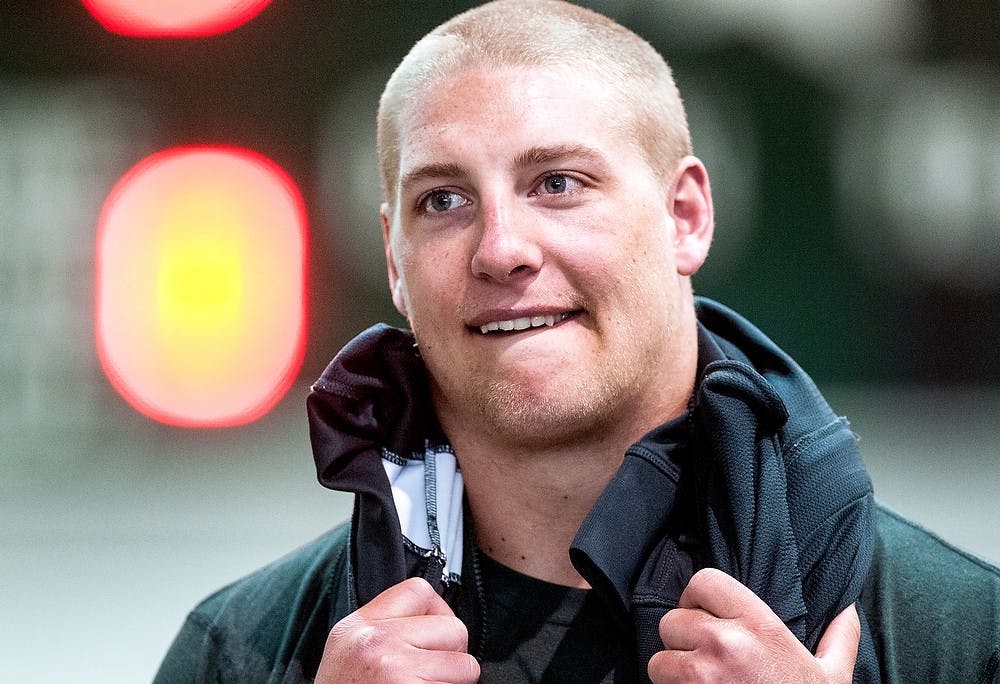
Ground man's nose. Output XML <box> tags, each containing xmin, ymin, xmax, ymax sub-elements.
<box><xmin>470</xmin><ymin>196</ymin><xmax>543</xmax><ymax>282</ymax></box>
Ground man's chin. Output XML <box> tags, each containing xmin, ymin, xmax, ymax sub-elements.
<box><xmin>475</xmin><ymin>382</ymin><xmax>611</xmax><ymax>449</ymax></box>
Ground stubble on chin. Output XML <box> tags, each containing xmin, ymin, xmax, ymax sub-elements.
<box><xmin>463</xmin><ymin>368</ymin><xmax>633</xmax><ymax>452</ymax></box>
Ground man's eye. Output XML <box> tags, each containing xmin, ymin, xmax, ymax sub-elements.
<box><xmin>422</xmin><ymin>190</ymin><xmax>468</xmax><ymax>213</ymax></box>
<box><xmin>536</xmin><ymin>174</ymin><xmax>581</xmax><ymax>195</ymax></box>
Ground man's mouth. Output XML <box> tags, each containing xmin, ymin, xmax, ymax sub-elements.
<box><xmin>476</xmin><ymin>312</ymin><xmax>575</xmax><ymax>335</ymax></box>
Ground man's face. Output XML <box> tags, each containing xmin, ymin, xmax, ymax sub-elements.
<box><xmin>383</xmin><ymin>66</ymin><xmax>709</xmax><ymax>449</ymax></box>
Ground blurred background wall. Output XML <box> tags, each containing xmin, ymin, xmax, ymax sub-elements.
<box><xmin>1</xmin><ymin>1</ymin><xmax>998</xmax><ymax>681</ymax></box>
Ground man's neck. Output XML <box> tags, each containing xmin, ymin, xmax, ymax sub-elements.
<box><xmin>456</xmin><ymin>437</ymin><xmax>624</xmax><ymax>588</ymax></box>
<box><xmin>445</xmin><ymin>388</ymin><xmax>693</xmax><ymax>587</ymax></box>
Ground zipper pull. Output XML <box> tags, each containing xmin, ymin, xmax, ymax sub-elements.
<box><xmin>421</xmin><ymin>545</ymin><xmax>449</xmax><ymax>594</ymax></box>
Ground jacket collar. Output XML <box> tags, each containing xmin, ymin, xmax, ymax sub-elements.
<box><xmin>306</xmin><ymin>323</ymin><xmax>441</xmax><ymax>605</ymax></box>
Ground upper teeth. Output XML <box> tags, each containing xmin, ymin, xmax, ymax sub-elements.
<box><xmin>479</xmin><ymin>313</ymin><xmax>567</xmax><ymax>334</ymax></box>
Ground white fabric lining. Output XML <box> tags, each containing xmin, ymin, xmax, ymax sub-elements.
<box><xmin>382</xmin><ymin>444</ymin><xmax>464</xmax><ymax>582</ymax></box>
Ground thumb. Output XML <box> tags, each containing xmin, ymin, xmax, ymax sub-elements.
<box><xmin>815</xmin><ymin>603</ymin><xmax>861</xmax><ymax>679</ymax></box>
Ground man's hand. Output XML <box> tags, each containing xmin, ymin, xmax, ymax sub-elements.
<box><xmin>649</xmin><ymin>568</ymin><xmax>860</xmax><ymax>683</ymax></box>
<box><xmin>315</xmin><ymin>577</ymin><xmax>480</xmax><ymax>684</ymax></box>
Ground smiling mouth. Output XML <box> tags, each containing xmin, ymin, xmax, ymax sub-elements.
<box><xmin>476</xmin><ymin>312</ymin><xmax>577</xmax><ymax>335</ymax></box>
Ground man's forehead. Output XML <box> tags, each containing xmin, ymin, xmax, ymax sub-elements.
<box><xmin>398</xmin><ymin>65</ymin><xmax>623</xmax><ymax>133</ymax></box>
<box><xmin>393</xmin><ymin>70</ymin><xmax>628</xmax><ymax>178</ymax></box>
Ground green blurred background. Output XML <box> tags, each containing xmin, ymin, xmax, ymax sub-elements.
<box><xmin>2</xmin><ymin>2</ymin><xmax>998</xmax><ymax>681</ymax></box>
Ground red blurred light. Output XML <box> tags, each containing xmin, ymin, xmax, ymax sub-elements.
<box><xmin>82</xmin><ymin>0</ymin><xmax>273</xmax><ymax>37</ymax></box>
<box><xmin>95</xmin><ymin>146</ymin><xmax>308</xmax><ymax>428</ymax></box>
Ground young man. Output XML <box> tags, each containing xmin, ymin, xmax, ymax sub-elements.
<box><xmin>156</xmin><ymin>2</ymin><xmax>1000</xmax><ymax>682</ymax></box>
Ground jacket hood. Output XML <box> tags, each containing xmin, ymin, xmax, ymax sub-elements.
<box><xmin>694</xmin><ymin>297</ymin><xmax>841</xmax><ymax>444</ymax></box>
<box><xmin>308</xmin><ymin>323</ymin><xmax>435</xmax><ymax>489</ymax></box>
<box><xmin>306</xmin><ymin>323</ymin><xmax>442</xmax><ymax>605</ymax></box>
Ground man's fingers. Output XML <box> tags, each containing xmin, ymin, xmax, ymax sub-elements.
<box><xmin>653</xmin><ymin>571</ymin><xmax>862</xmax><ymax>683</ymax></box>
<box><xmin>343</xmin><ymin>578</ymin><xmax>469</xmax><ymax>654</ymax></box>
<box><xmin>658</xmin><ymin>606</ymin><xmax>721</xmax><ymax>651</ymax></box>
<box><xmin>648</xmin><ymin>647</ymin><xmax>702</xmax><ymax>683</ymax></box>
<box><xmin>357</xmin><ymin>576</ymin><xmax>456</xmax><ymax>620</ymax></box>
<box><xmin>815</xmin><ymin>603</ymin><xmax>861</xmax><ymax>678</ymax></box>
<box><xmin>380</xmin><ymin>614</ymin><xmax>470</xmax><ymax>652</ymax></box>
<box><xmin>319</xmin><ymin>578</ymin><xmax>476</xmax><ymax>684</ymax></box>
<box><xmin>410</xmin><ymin>649</ymin><xmax>481</xmax><ymax>683</ymax></box>
<box><xmin>678</xmin><ymin>567</ymin><xmax>765</xmax><ymax>620</ymax></box>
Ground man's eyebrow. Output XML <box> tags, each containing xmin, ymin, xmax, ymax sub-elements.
<box><xmin>512</xmin><ymin>144</ymin><xmax>609</xmax><ymax>169</ymax></box>
<box><xmin>398</xmin><ymin>144</ymin><xmax>608</xmax><ymax>193</ymax></box>
<box><xmin>399</xmin><ymin>162</ymin><xmax>468</xmax><ymax>193</ymax></box>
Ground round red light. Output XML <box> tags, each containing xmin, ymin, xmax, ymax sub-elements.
<box><xmin>95</xmin><ymin>146</ymin><xmax>308</xmax><ymax>428</ymax></box>
<box><xmin>82</xmin><ymin>0</ymin><xmax>273</xmax><ymax>38</ymax></box>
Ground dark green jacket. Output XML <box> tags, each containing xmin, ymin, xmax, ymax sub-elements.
<box><xmin>156</xmin><ymin>301</ymin><xmax>1000</xmax><ymax>682</ymax></box>
<box><xmin>155</xmin><ymin>507</ymin><xmax>1000</xmax><ymax>683</ymax></box>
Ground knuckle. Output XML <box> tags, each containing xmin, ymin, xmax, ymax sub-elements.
<box><xmin>693</xmin><ymin>567</ymin><xmax>733</xmax><ymax>596</ymax></box>
<box><xmin>657</xmin><ymin>610</ymin><xmax>684</xmax><ymax>646</ymax></box>
<box><xmin>400</xmin><ymin>576</ymin><xmax>434</xmax><ymax>598</ymax></box>
<box><xmin>691</xmin><ymin>566</ymin><xmax>723</xmax><ymax>585</ymax></box>
<box><xmin>709</xmin><ymin>626</ymin><xmax>750</xmax><ymax>659</ymax></box>
<box><xmin>686</xmin><ymin>659</ymin><xmax>714</xmax><ymax>683</ymax></box>
<box><xmin>458</xmin><ymin>652</ymin><xmax>481</xmax><ymax>681</ymax></box>
<box><xmin>648</xmin><ymin>650</ymin><xmax>711</xmax><ymax>684</ymax></box>
<box><xmin>373</xmin><ymin>647</ymin><xmax>405</xmax><ymax>675</ymax></box>
<box><xmin>356</xmin><ymin>624</ymin><xmax>390</xmax><ymax>652</ymax></box>
<box><xmin>673</xmin><ymin>657</ymin><xmax>712</xmax><ymax>683</ymax></box>
<box><xmin>658</xmin><ymin>608</ymin><xmax>675</xmax><ymax>630</ymax></box>
<box><xmin>328</xmin><ymin>621</ymin><xmax>389</xmax><ymax>660</ymax></box>
<box><xmin>322</xmin><ymin>621</ymin><xmax>404</xmax><ymax>681</ymax></box>
<box><xmin>450</xmin><ymin>615</ymin><xmax>470</xmax><ymax>646</ymax></box>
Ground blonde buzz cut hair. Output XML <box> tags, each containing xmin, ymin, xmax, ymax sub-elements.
<box><xmin>376</xmin><ymin>0</ymin><xmax>692</xmax><ymax>208</ymax></box>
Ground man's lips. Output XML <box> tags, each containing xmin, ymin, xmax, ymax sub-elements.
<box><xmin>468</xmin><ymin>310</ymin><xmax>581</xmax><ymax>335</ymax></box>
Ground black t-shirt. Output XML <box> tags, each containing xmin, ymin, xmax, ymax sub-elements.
<box><xmin>476</xmin><ymin>551</ymin><xmax>636</xmax><ymax>683</ymax></box>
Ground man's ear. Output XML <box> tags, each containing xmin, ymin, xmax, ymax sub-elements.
<box><xmin>669</xmin><ymin>156</ymin><xmax>714</xmax><ymax>277</ymax></box>
<box><xmin>381</xmin><ymin>203</ymin><xmax>408</xmax><ymax>317</ymax></box>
